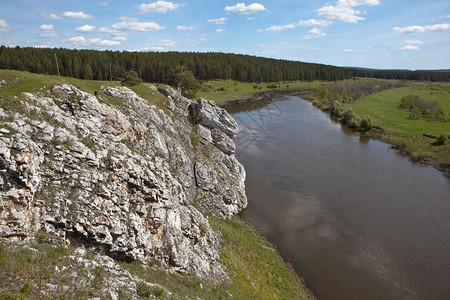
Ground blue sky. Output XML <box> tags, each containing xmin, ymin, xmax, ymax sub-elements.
<box><xmin>0</xmin><ymin>0</ymin><xmax>449</xmax><ymax>69</ymax></box>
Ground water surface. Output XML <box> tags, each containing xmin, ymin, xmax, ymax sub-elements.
<box><xmin>223</xmin><ymin>94</ymin><xmax>450</xmax><ymax>300</ymax></box>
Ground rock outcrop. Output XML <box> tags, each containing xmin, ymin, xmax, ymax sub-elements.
<box><xmin>0</xmin><ymin>83</ymin><xmax>246</xmax><ymax>282</ymax></box>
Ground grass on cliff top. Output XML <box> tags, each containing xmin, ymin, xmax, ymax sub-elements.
<box><xmin>348</xmin><ymin>84</ymin><xmax>450</xmax><ymax>167</ymax></box>
<box><xmin>0</xmin><ymin>69</ymin><xmax>168</xmax><ymax>109</ymax></box>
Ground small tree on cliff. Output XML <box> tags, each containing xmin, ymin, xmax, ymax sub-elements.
<box><xmin>168</xmin><ymin>66</ymin><xmax>200</xmax><ymax>99</ymax></box>
<box><xmin>121</xmin><ymin>70</ymin><xmax>143</xmax><ymax>86</ymax></box>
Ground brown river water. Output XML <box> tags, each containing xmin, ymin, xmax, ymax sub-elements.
<box><xmin>222</xmin><ymin>93</ymin><xmax>450</xmax><ymax>300</ymax></box>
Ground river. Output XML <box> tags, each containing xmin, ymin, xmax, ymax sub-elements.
<box><xmin>222</xmin><ymin>93</ymin><xmax>450</xmax><ymax>300</ymax></box>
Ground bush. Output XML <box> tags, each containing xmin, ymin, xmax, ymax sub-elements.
<box><xmin>121</xmin><ymin>70</ymin><xmax>143</xmax><ymax>86</ymax></box>
<box><xmin>409</xmin><ymin>105</ymin><xmax>421</xmax><ymax>120</ymax></box>
<box><xmin>360</xmin><ymin>116</ymin><xmax>373</xmax><ymax>131</ymax></box>
<box><xmin>436</xmin><ymin>133</ymin><xmax>447</xmax><ymax>146</ymax></box>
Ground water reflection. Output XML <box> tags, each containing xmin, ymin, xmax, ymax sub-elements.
<box><xmin>227</xmin><ymin>94</ymin><xmax>450</xmax><ymax>300</ymax></box>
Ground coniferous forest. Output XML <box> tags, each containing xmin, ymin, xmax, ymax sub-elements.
<box><xmin>0</xmin><ymin>46</ymin><xmax>448</xmax><ymax>83</ymax></box>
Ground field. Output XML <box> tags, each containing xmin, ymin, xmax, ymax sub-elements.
<box><xmin>349</xmin><ymin>83</ymin><xmax>450</xmax><ymax>172</ymax></box>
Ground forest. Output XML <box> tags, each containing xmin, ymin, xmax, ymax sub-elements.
<box><xmin>0</xmin><ymin>46</ymin><xmax>449</xmax><ymax>83</ymax></box>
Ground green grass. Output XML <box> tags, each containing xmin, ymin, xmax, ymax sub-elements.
<box><xmin>121</xmin><ymin>216</ymin><xmax>313</xmax><ymax>299</ymax></box>
<box><xmin>0</xmin><ymin>69</ymin><xmax>167</xmax><ymax>110</ymax></box>
<box><xmin>349</xmin><ymin>83</ymin><xmax>450</xmax><ymax>171</ymax></box>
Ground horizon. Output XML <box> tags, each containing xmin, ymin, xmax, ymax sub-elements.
<box><xmin>1</xmin><ymin>0</ymin><xmax>449</xmax><ymax>70</ymax></box>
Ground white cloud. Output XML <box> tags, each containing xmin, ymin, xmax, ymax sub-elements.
<box><xmin>76</xmin><ymin>24</ymin><xmax>97</xmax><ymax>32</ymax></box>
<box><xmin>382</xmin><ymin>53</ymin><xmax>390</xmax><ymax>56</ymax></box>
<box><xmin>207</xmin><ymin>17</ymin><xmax>227</xmax><ymax>25</ymax></box>
<box><xmin>137</xmin><ymin>1</ymin><xmax>185</xmax><ymax>13</ymax></box>
<box><xmin>112</xmin><ymin>18</ymin><xmax>164</xmax><ymax>31</ymax></box>
<box><xmin>216</xmin><ymin>28</ymin><xmax>226</xmax><ymax>33</ymax></box>
<box><xmin>263</xmin><ymin>24</ymin><xmax>296</xmax><ymax>32</ymax></box>
<box><xmin>39</xmin><ymin>24</ymin><xmax>57</xmax><ymax>38</ymax></box>
<box><xmin>41</xmin><ymin>11</ymin><xmax>93</xmax><ymax>20</ymax></box>
<box><xmin>225</xmin><ymin>3</ymin><xmax>267</xmax><ymax>14</ymax></box>
<box><xmin>98</xmin><ymin>1</ymin><xmax>108</xmax><ymax>6</ymax></box>
<box><xmin>176</xmin><ymin>25</ymin><xmax>195</xmax><ymax>30</ymax></box>
<box><xmin>62</xmin><ymin>11</ymin><xmax>94</xmax><ymax>19</ymax></box>
<box><xmin>401</xmin><ymin>45</ymin><xmax>420</xmax><ymax>50</ymax></box>
<box><xmin>343</xmin><ymin>48</ymin><xmax>354</xmax><ymax>52</ymax></box>
<box><xmin>302</xmin><ymin>27</ymin><xmax>326</xmax><ymax>39</ymax></box>
<box><xmin>40</xmin><ymin>13</ymin><xmax>61</xmax><ymax>20</ymax></box>
<box><xmin>98</xmin><ymin>27</ymin><xmax>128</xmax><ymax>36</ymax></box>
<box><xmin>0</xmin><ymin>19</ymin><xmax>10</xmax><ymax>34</ymax></box>
<box><xmin>316</xmin><ymin>0</ymin><xmax>380</xmax><ymax>23</ymax></box>
<box><xmin>65</xmin><ymin>36</ymin><xmax>121</xmax><ymax>47</ymax></box>
<box><xmin>393</xmin><ymin>23</ymin><xmax>450</xmax><ymax>34</ymax></box>
<box><xmin>140</xmin><ymin>39</ymin><xmax>176</xmax><ymax>50</ymax></box>
<box><xmin>404</xmin><ymin>40</ymin><xmax>422</xmax><ymax>44</ymax></box>
<box><xmin>39</xmin><ymin>24</ymin><xmax>54</xmax><ymax>30</ymax></box>
<box><xmin>261</xmin><ymin>19</ymin><xmax>330</xmax><ymax>32</ymax></box>
<box><xmin>112</xmin><ymin>36</ymin><xmax>127</xmax><ymax>42</ymax></box>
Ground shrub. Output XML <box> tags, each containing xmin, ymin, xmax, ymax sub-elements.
<box><xmin>360</xmin><ymin>116</ymin><xmax>373</xmax><ymax>131</ymax></box>
<box><xmin>121</xmin><ymin>70</ymin><xmax>143</xmax><ymax>86</ymax></box>
<box><xmin>436</xmin><ymin>134</ymin><xmax>447</xmax><ymax>146</ymax></box>
<box><xmin>409</xmin><ymin>105</ymin><xmax>421</xmax><ymax>120</ymax></box>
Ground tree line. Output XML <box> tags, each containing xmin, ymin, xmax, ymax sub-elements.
<box><xmin>0</xmin><ymin>46</ymin><xmax>448</xmax><ymax>83</ymax></box>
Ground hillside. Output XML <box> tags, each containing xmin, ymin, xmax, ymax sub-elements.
<box><xmin>0</xmin><ymin>70</ymin><xmax>313</xmax><ymax>299</ymax></box>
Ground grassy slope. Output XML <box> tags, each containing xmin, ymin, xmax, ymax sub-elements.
<box><xmin>349</xmin><ymin>84</ymin><xmax>450</xmax><ymax>172</ymax></box>
<box><xmin>0</xmin><ymin>69</ymin><xmax>312</xmax><ymax>299</ymax></box>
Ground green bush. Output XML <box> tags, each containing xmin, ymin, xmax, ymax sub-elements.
<box><xmin>436</xmin><ymin>133</ymin><xmax>447</xmax><ymax>146</ymax></box>
<box><xmin>360</xmin><ymin>116</ymin><xmax>373</xmax><ymax>131</ymax></box>
<box><xmin>121</xmin><ymin>70</ymin><xmax>143</xmax><ymax>87</ymax></box>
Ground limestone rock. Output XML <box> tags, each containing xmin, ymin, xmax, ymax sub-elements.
<box><xmin>0</xmin><ymin>83</ymin><xmax>247</xmax><ymax>282</ymax></box>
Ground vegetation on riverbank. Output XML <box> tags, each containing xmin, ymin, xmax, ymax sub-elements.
<box><xmin>303</xmin><ymin>80</ymin><xmax>450</xmax><ymax>176</ymax></box>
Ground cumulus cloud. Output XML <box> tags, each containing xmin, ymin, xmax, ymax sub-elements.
<box><xmin>343</xmin><ymin>48</ymin><xmax>354</xmax><ymax>52</ymax></box>
<box><xmin>316</xmin><ymin>0</ymin><xmax>380</xmax><ymax>23</ymax></box>
<box><xmin>98</xmin><ymin>27</ymin><xmax>128</xmax><ymax>36</ymax></box>
<box><xmin>393</xmin><ymin>23</ymin><xmax>450</xmax><ymax>34</ymax></box>
<box><xmin>207</xmin><ymin>17</ymin><xmax>227</xmax><ymax>25</ymax></box>
<box><xmin>302</xmin><ymin>28</ymin><xmax>326</xmax><ymax>39</ymax></box>
<box><xmin>41</xmin><ymin>11</ymin><xmax>93</xmax><ymax>20</ymax></box>
<box><xmin>62</xmin><ymin>11</ymin><xmax>94</xmax><ymax>19</ymax></box>
<box><xmin>76</xmin><ymin>24</ymin><xmax>97</xmax><ymax>32</ymax></box>
<box><xmin>137</xmin><ymin>1</ymin><xmax>185</xmax><ymax>13</ymax></box>
<box><xmin>40</xmin><ymin>13</ymin><xmax>62</xmax><ymax>19</ymax></box>
<box><xmin>112</xmin><ymin>17</ymin><xmax>164</xmax><ymax>31</ymax></box>
<box><xmin>65</xmin><ymin>36</ymin><xmax>121</xmax><ymax>47</ymax></box>
<box><xmin>261</xmin><ymin>19</ymin><xmax>330</xmax><ymax>32</ymax></box>
<box><xmin>176</xmin><ymin>25</ymin><xmax>195</xmax><ymax>30</ymax></box>
<box><xmin>405</xmin><ymin>40</ymin><xmax>422</xmax><ymax>44</ymax></box>
<box><xmin>225</xmin><ymin>3</ymin><xmax>267</xmax><ymax>14</ymax></box>
<box><xmin>39</xmin><ymin>24</ymin><xmax>54</xmax><ymax>31</ymax></box>
<box><xmin>216</xmin><ymin>28</ymin><xmax>226</xmax><ymax>33</ymax></box>
<box><xmin>401</xmin><ymin>45</ymin><xmax>420</xmax><ymax>50</ymax></box>
<box><xmin>0</xmin><ymin>19</ymin><xmax>10</xmax><ymax>35</ymax></box>
<box><xmin>39</xmin><ymin>24</ymin><xmax>57</xmax><ymax>38</ymax></box>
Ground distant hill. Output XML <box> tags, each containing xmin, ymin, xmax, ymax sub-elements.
<box><xmin>0</xmin><ymin>45</ymin><xmax>448</xmax><ymax>82</ymax></box>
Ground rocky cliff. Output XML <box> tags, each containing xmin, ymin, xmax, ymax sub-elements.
<box><xmin>0</xmin><ymin>82</ymin><xmax>247</xmax><ymax>283</ymax></box>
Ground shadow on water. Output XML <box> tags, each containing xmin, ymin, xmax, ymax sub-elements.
<box><xmin>226</xmin><ymin>93</ymin><xmax>450</xmax><ymax>300</ymax></box>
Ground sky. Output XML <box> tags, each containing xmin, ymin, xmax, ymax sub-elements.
<box><xmin>0</xmin><ymin>0</ymin><xmax>449</xmax><ymax>70</ymax></box>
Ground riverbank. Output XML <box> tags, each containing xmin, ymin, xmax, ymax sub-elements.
<box><xmin>202</xmin><ymin>78</ymin><xmax>449</xmax><ymax>177</ymax></box>
<box><xmin>301</xmin><ymin>83</ymin><xmax>450</xmax><ymax>177</ymax></box>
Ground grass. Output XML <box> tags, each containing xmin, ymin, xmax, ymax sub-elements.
<box><xmin>348</xmin><ymin>84</ymin><xmax>450</xmax><ymax>173</ymax></box>
<box><xmin>120</xmin><ymin>215</ymin><xmax>313</xmax><ymax>299</ymax></box>
<box><xmin>0</xmin><ymin>69</ymin><xmax>167</xmax><ymax>111</ymax></box>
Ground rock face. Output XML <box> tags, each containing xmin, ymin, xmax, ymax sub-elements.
<box><xmin>0</xmin><ymin>84</ymin><xmax>247</xmax><ymax>281</ymax></box>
